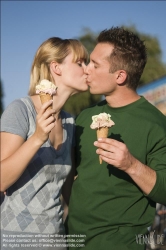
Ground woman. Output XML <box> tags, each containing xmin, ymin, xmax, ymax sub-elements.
<box><xmin>0</xmin><ymin>37</ymin><xmax>88</xmax><ymax>250</ymax></box>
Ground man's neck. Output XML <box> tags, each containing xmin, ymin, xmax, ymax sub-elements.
<box><xmin>105</xmin><ymin>88</ymin><xmax>140</xmax><ymax>108</ymax></box>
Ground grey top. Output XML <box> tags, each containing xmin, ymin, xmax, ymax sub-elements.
<box><xmin>1</xmin><ymin>97</ymin><xmax>75</xmax><ymax>235</ymax></box>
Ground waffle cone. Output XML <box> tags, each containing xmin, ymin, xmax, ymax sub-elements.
<box><xmin>39</xmin><ymin>93</ymin><xmax>53</xmax><ymax>110</ymax></box>
<box><xmin>97</xmin><ymin>127</ymin><xmax>109</xmax><ymax>164</ymax></box>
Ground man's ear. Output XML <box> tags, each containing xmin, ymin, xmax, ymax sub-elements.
<box><xmin>50</xmin><ymin>61</ymin><xmax>61</xmax><ymax>75</ymax></box>
<box><xmin>116</xmin><ymin>70</ymin><xmax>127</xmax><ymax>85</ymax></box>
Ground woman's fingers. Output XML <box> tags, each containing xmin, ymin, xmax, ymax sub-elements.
<box><xmin>34</xmin><ymin>101</ymin><xmax>56</xmax><ymax>143</ymax></box>
<box><xmin>38</xmin><ymin>100</ymin><xmax>54</xmax><ymax>115</ymax></box>
<box><xmin>40</xmin><ymin>115</ymin><xmax>55</xmax><ymax>132</ymax></box>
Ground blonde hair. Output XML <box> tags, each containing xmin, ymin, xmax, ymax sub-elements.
<box><xmin>28</xmin><ymin>37</ymin><xmax>89</xmax><ymax>95</ymax></box>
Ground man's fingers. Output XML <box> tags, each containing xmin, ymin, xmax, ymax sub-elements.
<box><xmin>94</xmin><ymin>138</ymin><xmax>125</xmax><ymax>151</ymax></box>
<box><xmin>96</xmin><ymin>148</ymin><xmax>114</xmax><ymax>159</ymax></box>
<box><xmin>98</xmin><ymin>138</ymin><xmax>121</xmax><ymax>146</ymax></box>
<box><xmin>94</xmin><ymin>140</ymin><xmax>115</xmax><ymax>152</ymax></box>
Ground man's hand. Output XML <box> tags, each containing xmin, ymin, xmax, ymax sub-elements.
<box><xmin>94</xmin><ymin>137</ymin><xmax>156</xmax><ymax>195</ymax></box>
<box><xmin>94</xmin><ymin>138</ymin><xmax>137</xmax><ymax>173</ymax></box>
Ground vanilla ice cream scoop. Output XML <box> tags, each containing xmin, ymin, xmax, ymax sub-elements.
<box><xmin>36</xmin><ymin>79</ymin><xmax>58</xmax><ymax>110</ymax></box>
<box><xmin>90</xmin><ymin>112</ymin><xmax>115</xmax><ymax>129</ymax></box>
<box><xmin>36</xmin><ymin>79</ymin><xmax>57</xmax><ymax>95</ymax></box>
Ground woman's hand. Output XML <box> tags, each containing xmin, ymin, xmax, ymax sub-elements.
<box><xmin>34</xmin><ymin>100</ymin><xmax>56</xmax><ymax>144</ymax></box>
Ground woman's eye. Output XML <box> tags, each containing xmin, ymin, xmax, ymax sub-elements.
<box><xmin>77</xmin><ymin>61</ymin><xmax>82</xmax><ymax>67</ymax></box>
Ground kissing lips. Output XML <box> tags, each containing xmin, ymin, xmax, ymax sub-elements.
<box><xmin>86</xmin><ymin>79</ymin><xmax>91</xmax><ymax>86</ymax></box>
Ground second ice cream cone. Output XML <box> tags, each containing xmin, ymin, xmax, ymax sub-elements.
<box><xmin>97</xmin><ymin>127</ymin><xmax>109</xmax><ymax>164</ymax></box>
<box><xmin>39</xmin><ymin>93</ymin><xmax>53</xmax><ymax>110</ymax></box>
<box><xmin>90</xmin><ymin>112</ymin><xmax>115</xmax><ymax>165</ymax></box>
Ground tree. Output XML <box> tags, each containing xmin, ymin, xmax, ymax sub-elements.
<box><xmin>63</xmin><ymin>26</ymin><xmax>166</xmax><ymax>116</ymax></box>
<box><xmin>0</xmin><ymin>79</ymin><xmax>4</xmax><ymax>116</ymax></box>
<box><xmin>122</xmin><ymin>25</ymin><xmax>166</xmax><ymax>86</ymax></box>
<box><xmin>78</xmin><ymin>28</ymin><xmax>97</xmax><ymax>54</ymax></box>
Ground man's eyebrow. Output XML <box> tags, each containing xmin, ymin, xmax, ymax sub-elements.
<box><xmin>91</xmin><ymin>59</ymin><xmax>99</xmax><ymax>65</ymax></box>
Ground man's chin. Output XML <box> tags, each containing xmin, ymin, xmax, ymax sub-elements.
<box><xmin>89</xmin><ymin>89</ymin><xmax>102</xmax><ymax>95</ymax></box>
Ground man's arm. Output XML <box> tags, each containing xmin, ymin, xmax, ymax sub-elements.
<box><xmin>94</xmin><ymin>138</ymin><xmax>156</xmax><ymax>195</ymax></box>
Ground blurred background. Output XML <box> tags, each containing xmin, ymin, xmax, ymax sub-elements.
<box><xmin>1</xmin><ymin>1</ymin><xmax>166</xmax><ymax>248</ymax></box>
<box><xmin>1</xmin><ymin>1</ymin><xmax>166</xmax><ymax>117</ymax></box>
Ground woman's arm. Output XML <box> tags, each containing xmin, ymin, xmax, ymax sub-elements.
<box><xmin>1</xmin><ymin>132</ymin><xmax>42</xmax><ymax>191</ymax></box>
<box><xmin>62</xmin><ymin>148</ymin><xmax>75</xmax><ymax>206</ymax></box>
<box><xmin>61</xmin><ymin>148</ymin><xmax>75</xmax><ymax>221</ymax></box>
<box><xmin>0</xmin><ymin>101</ymin><xmax>55</xmax><ymax>191</ymax></box>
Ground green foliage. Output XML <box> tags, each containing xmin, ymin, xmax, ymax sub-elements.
<box><xmin>122</xmin><ymin>25</ymin><xmax>166</xmax><ymax>85</ymax></box>
<box><xmin>63</xmin><ymin>91</ymin><xmax>101</xmax><ymax>117</ymax></box>
<box><xmin>0</xmin><ymin>79</ymin><xmax>4</xmax><ymax>116</ymax></box>
<box><xmin>79</xmin><ymin>28</ymin><xmax>97</xmax><ymax>55</ymax></box>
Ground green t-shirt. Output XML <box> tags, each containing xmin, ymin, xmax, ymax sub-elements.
<box><xmin>68</xmin><ymin>97</ymin><xmax>166</xmax><ymax>250</ymax></box>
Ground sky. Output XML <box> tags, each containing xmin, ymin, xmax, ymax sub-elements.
<box><xmin>1</xmin><ymin>0</ymin><xmax>166</xmax><ymax>109</ymax></box>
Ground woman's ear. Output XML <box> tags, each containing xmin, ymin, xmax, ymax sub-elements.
<box><xmin>50</xmin><ymin>61</ymin><xmax>61</xmax><ymax>75</ymax></box>
<box><xmin>116</xmin><ymin>70</ymin><xmax>127</xmax><ymax>85</ymax></box>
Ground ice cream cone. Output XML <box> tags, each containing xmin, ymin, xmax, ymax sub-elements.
<box><xmin>90</xmin><ymin>113</ymin><xmax>115</xmax><ymax>164</ymax></box>
<box><xmin>97</xmin><ymin>127</ymin><xmax>109</xmax><ymax>164</ymax></box>
<box><xmin>39</xmin><ymin>93</ymin><xmax>53</xmax><ymax>110</ymax></box>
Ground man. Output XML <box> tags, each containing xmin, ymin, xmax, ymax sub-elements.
<box><xmin>67</xmin><ymin>27</ymin><xmax>166</xmax><ymax>250</ymax></box>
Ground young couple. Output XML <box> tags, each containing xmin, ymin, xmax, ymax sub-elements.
<box><xmin>1</xmin><ymin>27</ymin><xmax>166</xmax><ymax>250</ymax></box>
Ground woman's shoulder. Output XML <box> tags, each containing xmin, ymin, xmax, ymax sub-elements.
<box><xmin>1</xmin><ymin>97</ymin><xmax>30</xmax><ymax>138</ymax></box>
<box><xmin>1</xmin><ymin>98</ymin><xmax>29</xmax><ymax>118</ymax></box>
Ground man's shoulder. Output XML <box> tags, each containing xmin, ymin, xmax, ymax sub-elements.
<box><xmin>140</xmin><ymin>97</ymin><xmax>166</xmax><ymax>121</ymax></box>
